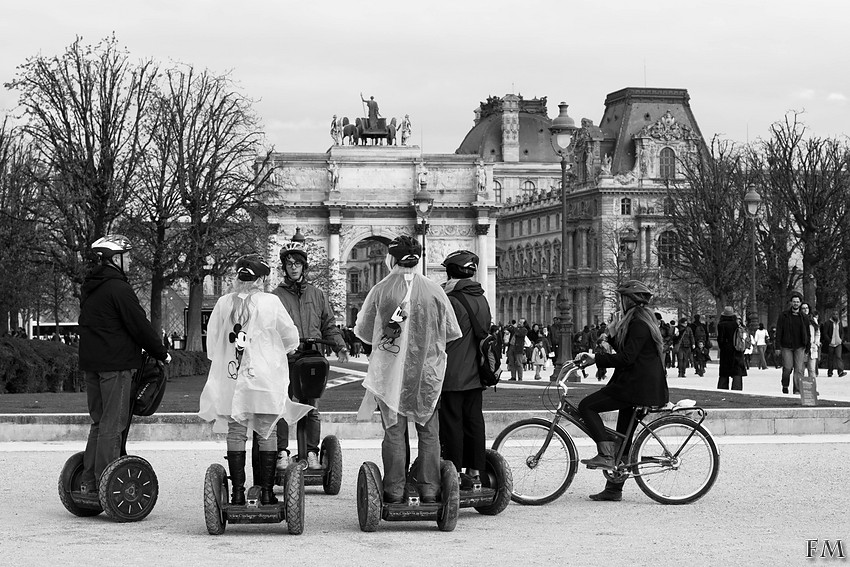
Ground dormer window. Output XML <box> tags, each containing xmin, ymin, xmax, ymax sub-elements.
<box><xmin>660</xmin><ymin>148</ymin><xmax>676</xmax><ymax>179</ymax></box>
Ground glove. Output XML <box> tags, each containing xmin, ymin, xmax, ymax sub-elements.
<box><xmin>574</xmin><ymin>352</ymin><xmax>595</xmax><ymax>367</ymax></box>
<box><xmin>337</xmin><ymin>348</ymin><xmax>349</xmax><ymax>364</ymax></box>
<box><xmin>164</xmin><ymin>353</ymin><xmax>172</xmax><ymax>364</ymax></box>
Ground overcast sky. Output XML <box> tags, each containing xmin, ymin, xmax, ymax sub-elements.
<box><xmin>1</xmin><ymin>0</ymin><xmax>847</xmax><ymax>154</ymax></box>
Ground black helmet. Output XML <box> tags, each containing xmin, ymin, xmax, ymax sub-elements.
<box><xmin>235</xmin><ymin>253</ymin><xmax>271</xmax><ymax>281</ymax></box>
<box><xmin>616</xmin><ymin>280</ymin><xmax>653</xmax><ymax>305</ymax></box>
<box><xmin>442</xmin><ymin>249</ymin><xmax>479</xmax><ymax>278</ymax></box>
<box><xmin>91</xmin><ymin>234</ymin><xmax>132</xmax><ymax>258</ymax></box>
<box><xmin>388</xmin><ymin>235</ymin><xmax>421</xmax><ymax>267</ymax></box>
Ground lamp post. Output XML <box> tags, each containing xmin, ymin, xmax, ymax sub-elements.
<box><xmin>548</xmin><ymin>102</ymin><xmax>578</xmax><ymax>380</ymax></box>
<box><xmin>413</xmin><ymin>179</ymin><xmax>435</xmax><ymax>275</ymax></box>
<box><xmin>744</xmin><ymin>186</ymin><xmax>762</xmax><ymax>331</ymax></box>
<box><xmin>621</xmin><ymin>228</ymin><xmax>638</xmax><ymax>279</ymax></box>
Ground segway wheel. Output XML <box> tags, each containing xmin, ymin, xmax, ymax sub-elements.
<box><xmin>58</xmin><ymin>452</ymin><xmax>102</xmax><ymax>517</ymax></box>
<box><xmin>321</xmin><ymin>435</ymin><xmax>343</xmax><ymax>495</ymax></box>
<box><xmin>284</xmin><ymin>462</ymin><xmax>305</xmax><ymax>535</ymax></box>
<box><xmin>357</xmin><ymin>462</ymin><xmax>383</xmax><ymax>532</ymax></box>
<box><xmin>474</xmin><ymin>449</ymin><xmax>513</xmax><ymax>516</ymax></box>
<box><xmin>436</xmin><ymin>460</ymin><xmax>460</xmax><ymax>532</ymax></box>
<box><xmin>98</xmin><ymin>455</ymin><xmax>158</xmax><ymax>523</ymax></box>
<box><xmin>204</xmin><ymin>463</ymin><xmax>228</xmax><ymax>535</ymax></box>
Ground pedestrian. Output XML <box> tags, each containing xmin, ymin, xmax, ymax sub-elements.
<box><xmin>572</xmin><ymin>280</ymin><xmax>668</xmax><ymax>502</ymax></box>
<box><xmin>77</xmin><ymin>235</ymin><xmax>171</xmax><ymax>495</ymax></box>
<box><xmin>439</xmin><ymin>250</ymin><xmax>491</xmax><ymax>488</ymax></box>
<box><xmin>508</xmin><ymin>320</ymin><xmax>527</xmax><ymax>381</ymax></box>
<box><xmin>271</xmin><ymin>237</ymin><xmax>349</xmax><ymax>471</ymax></box>
<box><xmin>752</xmin><ymin>323</ymin><xmax>769</xmax><ymax>370</ymax></box>
<box><xmin>775</xmin><ymin>292</ymin><xmax>809</xmax><ymax>395</ymax></box>
<box><xmin>822</xmin><ymin>311</ymin><xmax>846</xmax><ymax>377</ymax></box>
<box><xmin>693</xmin><ymin>340</ymin><xmax>711</xmax><ymax>377</ymax></box>
<box><xmin>199</xmin><ymin>254</ymin><xmax>312</xmax><ymax>505</ymax></box>
<box><xmin>716</xmin><ymin>307</ymin><xmax>746</xmax><ymax>390</ymax></box>
<box><xmin>353</xmin><ymin>235</ymin><xmax>461</xmax><ymax>504</ymax></box>
<box><xmin>676</xmin><ymin>317</ymin><xmax>694</xmax><ymax>377</ymax></box>
<box><xmin>800</xmin><ymin>303</ymin><xmax>820</xmax><ymax>394</ymax></box>
<box><xmin>532</xmin><ymin>340</ymin><xmax>547</xmax><ymax>380</ymax></box>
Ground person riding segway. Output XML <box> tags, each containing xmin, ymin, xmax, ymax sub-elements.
<box><xmin>353</xmin><ymin>236</ymin><xmax>463</xmax><ymax>531</ymax></box>
<box><xmin>199</xmin><ymin>254</ymin><xmax>313</xmax><ymax>534</ymax></box>
<box><xmin>438</xmin><ymin>249</ymin><xmax>512</xmax><ymax>515</ymax></box>
<box><xmin>59</xmin><ymin>235</ymin><xmax>172</xmax><ymax>523</ymax></box>
<box><xmin>250</xmin><ymin>229</ymin><xmax>348</xmax><ymax>493</ymax></box>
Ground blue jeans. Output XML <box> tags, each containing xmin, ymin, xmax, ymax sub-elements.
<box><xmin>82</xmin><ymin>370</ymin><xmax>134</xmax><ymax>486</ymax></box>
<box><xmin>379</xmin><ymin>401</ymin><xmax>440</xmax><ymax>501</ymax></box>
<box><xmin>781</xmin><ymin>347</ymin><xmax>806</xmax><ymax>390</ymax></box>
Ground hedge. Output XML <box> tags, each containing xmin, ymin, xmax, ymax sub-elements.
<box><xmin>0</xmin><ymin>337</ymin><xmax>211</xmax><ymax>394</ymax></box>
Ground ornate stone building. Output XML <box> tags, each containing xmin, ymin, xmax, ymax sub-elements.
<box><xmin>456</xmin><ymin>88</ymin><xmax>705</xmax><ymax>327</ymax></box>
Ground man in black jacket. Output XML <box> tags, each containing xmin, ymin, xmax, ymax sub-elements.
<box><xmin>439</xmin><ymin>250</ymin><xmax>491</xmax><ymax>488</ymax></box>
<box><xmin>77</xmin><ymin>235</ymin><xmax>170</xmax><ymax>494</ymax></box>
<box><xmin>775</xmin><ymin>291</ymin><xmax>810</xmax><ymax>394</ymax></box>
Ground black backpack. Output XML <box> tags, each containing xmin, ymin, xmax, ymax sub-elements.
<box><xmin>449</xmin><ymin>291</ymin><xmax>502</xmax><ymax>388</ymax></box>
<box><xmin>132</xmin><ymin>353</ymin><xmax>167</xmax><ymax>416</ymax></box>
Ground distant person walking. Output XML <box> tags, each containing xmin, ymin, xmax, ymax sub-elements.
<box><xmin>752</xmin><ymin>323</ymin><xmax>769</xmax><ymax>370</ymax></box>
<box><xmin>716</xmin><ymin>307</ymin><xmax>746</xmax><ymax>390</ymax></box>
<box><xmin>822</xmin><ymin>312</ymin><xmax>846</xmax><ymax>378</ymax></box>
<box><xmin>775</xmin><ymin>292</ymin><xmax>809</xmax><ymax>395</ymax></box>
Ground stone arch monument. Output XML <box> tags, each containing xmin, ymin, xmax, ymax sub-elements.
<box><xmin>260</xmin><ymin>144</ymin><xmax>500</xmax><ymax>310</ymax></box>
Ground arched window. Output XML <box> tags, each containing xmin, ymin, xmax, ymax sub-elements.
<box><xmin>521</xmin><ymin>179</ymin><xmax>536</xmax><ymax>192</ymax></box>
<box><xmin>508</xmin><ymin>297</ymin><xmax>514</xmax><ymax>321</ymax></box>
<box><xmin>493</xmin><ymin>180</ymin><xmax>502</xmax><ymax>202</ymax></box>
<box><xmin>621</xmin><ymin>197</ymin><xmax>632</xmax><ymax>215</ymax></box>
<box><xmin>660</xmin><ymin>148</ymin><xmax>676</xmax><ymax>179</ymax></box>
<box><xmin>658</xmin><ymin>231</ymin><xmax>678</xmax><ymax>267</ymax></box>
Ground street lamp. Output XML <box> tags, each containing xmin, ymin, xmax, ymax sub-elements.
<box><xmin>621</xmin><ymin>227</ymin><xmax>638</xmax><ymax>278</ymax></box>
<box><xmin>548</xmin><ymin>102</ymin><xmax>578</xmax><ymax>379</ymax></box>
<box><xmin>413</xmin><ymin>179</ymin><xmax>435</xmax><ymax>275</ymax></box>
<box><xmin>744</xmin><ymin>186</ymin><xmax>762</xmax><ymax>331</ymax></box>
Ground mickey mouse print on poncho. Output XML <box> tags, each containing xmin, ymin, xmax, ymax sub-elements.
<box><xmin>227</xmin><ymin>323</ymin><xmax>249</xmax><ymax>380</ymax></box>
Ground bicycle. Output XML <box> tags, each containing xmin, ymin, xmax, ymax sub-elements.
<box><xmin>491</xmin><ymin>361</ymin><xmax>720</xmax><ymax>505</ymax></box>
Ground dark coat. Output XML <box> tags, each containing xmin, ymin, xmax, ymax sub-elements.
<box><xmin>78</xmin><ymin>265</ymin><xmax>168</xmax><ymax>371</ymax></box>
<box><xmin>273</xmin><ymin>279</ymin><xmax>346</xmax><ymax>352</ymax></box>
<box><xmin>717</xmin><ymin>314</ymin><xmax>747</xmax><ymax>377</ymax></box>
<box><xmin>443</xmin><ymin>279</ymin><xmax>491</xmax><ymax>391</ymax></box>
<box><xmin>775</xmin><ymin>308</ymin><xmax>810</xmax><ymax>350</ymax></box>
<box><xmin>821</xmin><ymin>319</ymin><xmax>844</xmax><ymax>348</ymax></box>
<box><xmin>594</xmin><ymin>318</ymin><xmax>668</xmax><ymax>406</ymax></box>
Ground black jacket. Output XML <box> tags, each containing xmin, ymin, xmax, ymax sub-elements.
<box><xmin>442</xmin><ymin>278</ymin><xmax>491</xmax><ymax>391</ymax></box>
<box><xmin>595</xmin><ymin>318</ymin><xmax>668</xmax><ymax>407</ymax></box>
<box><xmin>775</xmin><ymin>308</ymin><xmax>810</xmax><ymax>350</ymax></box>
<box><xmin>78</xmin><ymin>265</ymin><xmax>167</xmax><ymax>371</ymax></box>
<box><xmin>717</xmin><ymin>314</ymin><xmax>747</xmax><ymax>377</ymax></box>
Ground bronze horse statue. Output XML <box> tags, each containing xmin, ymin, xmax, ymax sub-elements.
<box><xmin>342</xmin><ymin>117</ymin><xmax>360</xmax><ymax>145</ymax></box>
<box><xmin>341</xmin><ymin>116</ymin><xmax>397</xmax><ymax>146</ymax></box>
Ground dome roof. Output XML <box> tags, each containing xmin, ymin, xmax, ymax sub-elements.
<box><xmin>455</xmin><ymin>112</ymin><xmax>561</xmax><ymax>163</ymax></box>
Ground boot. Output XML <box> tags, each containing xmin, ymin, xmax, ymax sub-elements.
<box><xmin>259</xmin><ymin>451</ymin><xmax>279</xmax><ymax>505</ymax></box>
<box><xmin>580</xmin><ymin>441</ymin><xmax>617</xmax><ymax>470</ymax></box>
<box><xmin>226</xmin><ymin>451</ymin><xmax>246</xmax><ymax>505</ymax></box>
<box><xmin>589</xmin><ymin>480</ymin><xmax>623</xmax><ymax>502</ymax></box>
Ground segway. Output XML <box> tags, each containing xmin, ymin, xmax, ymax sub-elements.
<box><xmin>203</xmin><ymin>458</ymin><xmax>305</xmax><ymax>535</ymax></box>
<box><xmin>410</xmin><ymin>449</ymin><xmax>512</xmax><ymax>515</ymax></box>
<box><xmin>356</xmin><ymin>459</ymin><xmax>460</xmax><ymax>532</ymax></box>
<box><xmin>260</xmin><ymin>338</ymin><xmax>343</xmax><ymax>494</ymax></box>
<box><xmin>58</xmin><ymin>354</ymin><xmax>164</xmax><ymax>522</ymax></box>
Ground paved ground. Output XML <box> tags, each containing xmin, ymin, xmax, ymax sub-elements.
<box><xmin>1</xmin><ymin>438</ymin><xmax>848</xmax><ymax>566</ymax></box>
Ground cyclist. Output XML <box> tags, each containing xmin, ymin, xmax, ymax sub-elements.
<box><xmin>573</xmin><ymin>279</ymin><xmax>668</xmax><ymax>502</ymax></box>
<box><xmin>439</xmin><ymin>250</ymin><xmax>491</xmax><ymax>489</ymax></box>
<box><xmin>77</xmin><ymin>235</ymin><xmax>171</xmax><ymax>494</ymax></box>
<box><xmin>200</xmin><ymin>254</ymin><xmax>312</xmax><ymax>505</ymax></box>
<box><xmin>353</xmin><ymin>235</ymin><xmax>461</xmax><ymax>504</ymax></box>
<box><xmin>272</xmin><ymin>234</ymin><xmax>348</xmax><ymax>471</ymax></box>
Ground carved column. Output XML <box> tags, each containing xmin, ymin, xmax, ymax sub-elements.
<box><xmin>580</xmin><ymin>228</ymin><xmax>589</xmax><ymax>269</ymax></box>
<box><xmin>644</xmin><ymin>226</ymin><xmax>652</xmax><ymax>266</ymax></box>
<box><xmin>475</xmin><ymin>224</ymin><xmax>490</xmax><ymax>299</ymax></box>
<box><xmin>328</xmin><ymin>223</ymin><xmax>341</xmax><ymax>264</ymax></box>
<box><xmin>567</xmin><ymin>230</ymin><xmax>575</xmax><ymax>270</ymax></box>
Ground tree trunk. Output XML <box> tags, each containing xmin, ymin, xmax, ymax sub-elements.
<box><xmin>149</xmin><ymin>276</ymin><xmax>164</xmax><ymax>342</ymax></box>
<box><xmin>185</xmin><ymin>275</ymin><xmax>205</xmax><ymax>351</ymax></box>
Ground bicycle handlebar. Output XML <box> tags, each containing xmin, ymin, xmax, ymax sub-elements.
<box><xmin>299</xmin><ymin>337</ymin><xmax>337</xmax><ymax>347</ymax></box>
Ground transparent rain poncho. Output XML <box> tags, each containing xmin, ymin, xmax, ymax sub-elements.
<box><xmin>199</xmin><ymin>283</ymin><xmax>312</xmax><ymax>438</ymax></box>
<box><xmin>354</xmin><ymin>264</ymin><xmax>462</xmax><ymax>427</ymax></box>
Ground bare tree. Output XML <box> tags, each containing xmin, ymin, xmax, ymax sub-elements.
<box><xmin>665</xmin><ymin>136</ymin><xmax>750</xmax><ymax>312</ymax></box>
<box><xmin>4</xmin><ymin>35</ymin><xmax>159</xmax><ymax>290</ymax></box>
<box><xmin>752</xmin><ymin>113</ymin><xmax>850</xmax><ymax>311</ymax></box>
<box><xmin>159</xmin><ymin>65</ymin><xmax>275</xmax><ymax>350</ymax></box>
<box><xmin>597</xmin><ymin>218</ymin><xmax>657</xmax><ymax>314</ymax></box>
<box><xmin>0</xmin><ymin>118</ymin><xmax>45</xmax><ymax>333</ymax></box>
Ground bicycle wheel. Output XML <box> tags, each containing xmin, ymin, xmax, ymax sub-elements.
<box><xmin>492</xmin><ymin>417</ymin><xmax>577</xmax><ymax>505</ymax></box>
<box><xmin>631</xmin><ymin>415</ymin><xmax>719</xmax><ymax>505</ymax></box>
